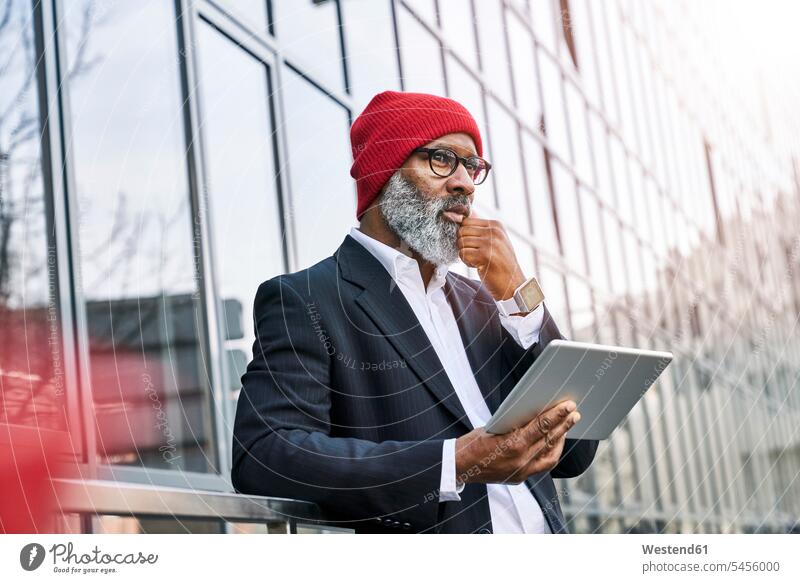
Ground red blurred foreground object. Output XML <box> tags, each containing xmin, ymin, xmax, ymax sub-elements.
<box><xmin>0</xmin><ymin>426</ymin><xmax>72</xmax><ymax>533</ymax></box>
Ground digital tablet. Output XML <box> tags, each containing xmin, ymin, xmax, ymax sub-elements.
<box><xmin>485</xmin><ymin>339</ymin><xmax>673</xmax><ymax>440</ymax></box>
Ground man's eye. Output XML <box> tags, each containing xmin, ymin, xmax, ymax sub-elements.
<box><xmin>432</xmin><ymin>152</ymin><xmax>449</xmax><ymax>164</ymax></box>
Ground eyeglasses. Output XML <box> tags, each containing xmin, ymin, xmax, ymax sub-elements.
<box><xmin>412</xmin><ymin>147</ymin><xmax>492</xmax><ymax>185</ymax></box>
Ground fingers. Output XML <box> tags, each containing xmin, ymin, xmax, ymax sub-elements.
<box><xmin>522</xmin><ymin>410</ymin><xmax>580</xmax><ymax>476</ymax></box>
<box><xmin>524</xmin><ymin>400</ymin><xmax>577</xmax><ymax>442</ymax></box>
<box><xmin>457</xmin><ymin>225</ymin><xmax>493</xmax><ymax>238</ymax></box>
<box><xmin>456</xmin><ymin>235</ymin><xmax>488</xmax><ymax>250</ymax></box>
<box><xmin>459</xmin><ymin>212</ymin><xmax>491</xmax><ymax>228</ymax></box>
<box><xmin>458</xmin><ymin>247</ymin><xmax>481</xmax><ymax>267</ymax></box>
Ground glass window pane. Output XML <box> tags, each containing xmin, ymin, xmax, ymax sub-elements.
<box><xmin>445</xmin><ymin>55</ymin><xmax>497</xmax><ymax>207</ymax></box>
<box><xmin>397</xmin><ymin>6</ymin><xmax>445</xmax><ymax>94</ymax></box>
<box><xmin>579</xmin><ymin>188</ymin><xmax>610</xmax><ymax>292</ymax></box>
<box><xmin>551</xmin><ymin>160</ymin><xmax>584</xmax><ymax>271</ymax></box>
<box><xmin>341</xmin><ymin>0</ymin><xmax>401</xmax><ymax>114</ymax></box>
<box><xmin>565</xmin><ymin>79</ymin><xmax>592</xmax><ymax>181</ymax></box>
<box><xmin>215</xmin><ymin>0</ymin><xmax>267</xmax><ymax>33</ymax></box>
<box><xmin>603</xmin><ymin>210</ymin><xmax>626</xmax><ymax>295</ymax></box>
<box><xmin>282</xmin><ymin>68</ymin><xmax>355</xmax><ymax>268</ymax></box>
<box><xmin>64</xmin><ymin>1</ymin><xmax>216</xmax><ymax>472</ymax></box>
<box><xmin>509</xmin><ymin>233</ymin><xmax>535</xmax><ymax>276</ymax></box>
<box><xmin>270</xmin><ymin>0</ymin><xmax>344</xmax><ymax>91</ymax></box>
<box><xmin>439</xmin><ymin>0</ymin><xmax>478</xmax><ymax>63</ymax></box>
<box><xmin>567</xmin><ymin>275</ymin><xmax>594</xmax><ymax>341</ymax></box>
<box><xmin>195</xmin><ymin>23</ymin><xmax>285</xmax><ymax>397</ymax></box>
<box><xmin>507</xmin><ymin>12</ymin><xmax>542</xmax><ymax>129</ymax></box>
<box><xmin>0</xmin><ymin>2</ymin><xmax>66</xmax><ymax>431</ymax></box>
<box><xmin>474</xmin><ymin>0</ymin><xmax>513</xmax><ymax>103</ymax></box>
<box><xmin>521</xmin><ymin>133</ymin><xmax>559</xmax><ymax>255</ymax></box>
<box><xmin>486</xmin><ymin>98</ymin><xmax>529</xmax><ymax>233</ymax></box>
<box><xmin>530</xmin><ymin>0</ymin><xmax>557</xmax><ymax>52</ymax></box>
<box><xmin>403</xmin><ymin>0</ymin><xmax>437</xmax><ymax>24</ymax></box>
<box><xmin>538</xmin><ymin>263</ymin><xmax>570</xmax><ymax>336</ymax></box>
<box><xmin>538</xmin><ymin>53</ymin><xmax>569</xmax><ymax>159</ymax></box>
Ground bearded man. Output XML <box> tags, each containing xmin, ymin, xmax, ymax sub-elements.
<box><xmin>231</xmin><ymin>90</ymin><xmax>598</xmax><ymax>534</ymax></box>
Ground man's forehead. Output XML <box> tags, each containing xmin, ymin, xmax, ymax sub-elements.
<box><xmin>426</xmin><ymin>137</ymin><xmax>478</xmax><ymax>157</ymax></box>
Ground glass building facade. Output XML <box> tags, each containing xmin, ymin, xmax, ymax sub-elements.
<box><xmin>2</xmin><ymin>0</ymin><xmax>798</xmax><ymax>533</ymax></box>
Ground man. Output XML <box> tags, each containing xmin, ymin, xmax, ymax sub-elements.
<box><xmin>232</xmin><ymin>90</ymin><xmax>598</xmax><ymax>533</ymax></box>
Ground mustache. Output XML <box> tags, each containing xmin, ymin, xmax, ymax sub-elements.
<box><xmin>436</xmin><ymin>195</ymin><xmax>471</xmax><ymax>215</ymax></box>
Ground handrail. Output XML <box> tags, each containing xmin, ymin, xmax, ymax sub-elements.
<box><xmin>54</xmin><ymin>478</ymin><xmax>347</xmax><ymax>533</ymax></box>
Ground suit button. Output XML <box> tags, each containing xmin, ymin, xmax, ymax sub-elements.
<box><xmin>478</xmin><ymin>528</ymin><xmax>492</xmax><ymax>534</ymax></box>
<box><xmin>375</xmin><ymin>517</ymin><xmax>382</xmax><ymax>524</ymax></box>
<box><xmin>402</xmin><ymin>522</ymin><xmax>411</xmax><ymax>530</ymax></box>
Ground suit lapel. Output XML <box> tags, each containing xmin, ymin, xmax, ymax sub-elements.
<box><xmin>525</xmin><ymin>474</ymin><xmax>567</xmax><ymax>533</ymax></box>
<box><xmin>335</xmin><ymin>235</ymin><xmax>472</xmax><ymax>431</ymax></box>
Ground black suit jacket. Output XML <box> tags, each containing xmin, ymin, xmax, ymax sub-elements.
<box><xmin>231</xmin><ymin>233</ymin><xmax>598</xmax><ymax>533</ymax></box>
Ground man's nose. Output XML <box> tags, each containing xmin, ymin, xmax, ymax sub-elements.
<box><xmin>446</xmin><ymin>163</ymin><xmax>476</xmax><ymax>198</ymax></box>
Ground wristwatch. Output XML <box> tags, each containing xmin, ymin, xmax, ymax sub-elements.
<box><xmin>496</xmin><ymin>276</ymin><xmax>545</xmax><ymax>317</ymax></box>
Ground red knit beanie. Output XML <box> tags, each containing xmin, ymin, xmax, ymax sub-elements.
<box><xmin>349</xmin><ymin>91</ymin><xmax>483</xmax><ymax>219</ymax></box>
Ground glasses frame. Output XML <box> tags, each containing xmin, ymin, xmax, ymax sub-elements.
<box><xmin>412</xmin><ymin>147</ymin><xmax>492</xmax><ymax>185</ymax></box>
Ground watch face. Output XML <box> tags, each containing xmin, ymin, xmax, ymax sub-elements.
<box><xmin>518</xmin><ymin>277</ymin><xmax>545</xmax><ymax>310</ymax></box>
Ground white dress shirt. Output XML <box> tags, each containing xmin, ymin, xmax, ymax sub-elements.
<box><xmin>349</xmin><ymin>227</ymin><xmax>551</xmax><ymax>534</ymax></box>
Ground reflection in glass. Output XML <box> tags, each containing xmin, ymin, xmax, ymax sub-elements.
<box><xmin>0</xmin><ymin>2</ymin><xmax>66</xmax><ymax>431</ymax></box>
<box><xmin>93</xmin><ymin>515</ymin><xmax>223</xmax><ymax>534</ymax></box>
<box><xmin>64</xmin><ymin>1</ymin><xmax>215</xmax><ymax>472</ymax></box>
<box><xmin>281</xmin><ymin>67</ymin><xmax>355</xmax><ymax>268</ymax></box>
<box><xmin>195</xmin><ymin>22</ymin><xmax>286</xmax><ymax>422</ymax></box>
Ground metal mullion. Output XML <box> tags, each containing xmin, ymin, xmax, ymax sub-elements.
<box><xmin>31</xmin><ymin>0</ymin><xmax>85</xmax><ymax>457</ymax></box>
<box><xmin>198</xmin><ymin>0</ymin><xmax>355</xmax><ymax>115</ymax></box>
<box><xmin>196</xmin><ymin>4</ymin><xmax>277</xmax><ymax>68</ymax></box>
<box><xmin>175</xmin><ymin>0</ymin><xmax>228</xmax><ymax>478</ymax></box>
<box><xmin>45</xmin><ymin>0</ymin><xmax>98</xmax><ymax>480</ymax></box>
<box><xmin>496</xmin><ymin>2</ymin><xmax>536</xmax><ymax>235</ymax></box>
<box><xmin>273</xmin><ymin>61</ymin><xmax>301</xmax><ymax>271</ymax></box>
<box><xmin>390</xmin><ymin>0</ymin><xmax>405</xmax><ymax>91</ymax></box>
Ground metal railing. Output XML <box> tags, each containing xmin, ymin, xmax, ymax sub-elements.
<box><xmin>55</xmin><ymin>479</ymin><xmax>352</xmax><ymax>534</ymax></box>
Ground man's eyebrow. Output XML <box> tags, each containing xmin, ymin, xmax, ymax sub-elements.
<box><xmin>429</xmin><ymin>142</ymin><xmax>478</xmax><ymax>157</ymax></box>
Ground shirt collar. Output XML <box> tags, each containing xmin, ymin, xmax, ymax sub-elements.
<box><xmin>349</xmin><ymin>226</ymin><xmax>450</xmax><ymax>292</ymax></box>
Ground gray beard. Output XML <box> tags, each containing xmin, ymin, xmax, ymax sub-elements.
<box><xmin>378</xmin><ymin>171</ymin><xmax>469</xmax><ymax>267</ymax></box>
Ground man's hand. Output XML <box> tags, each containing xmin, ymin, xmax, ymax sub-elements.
<box><xmin>454</xmin><ymin>400</ymin><xmax>581</xmax><ymax>485</ymax></box>
<box><xmin>456</xmin><ymin>214</ymin><xmax>526</xmax><ymax>301</ymax></box>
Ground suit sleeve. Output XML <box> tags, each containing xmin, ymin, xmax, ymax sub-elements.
<box><xmin>231</xmin><ymin>276</ymin><xmax>444</xmax><ymax>530</ymax></box>
<box><xmin>499</xmin><ymin>302</ymin><xmax>599</xmax><ymax>479</ymax></box>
